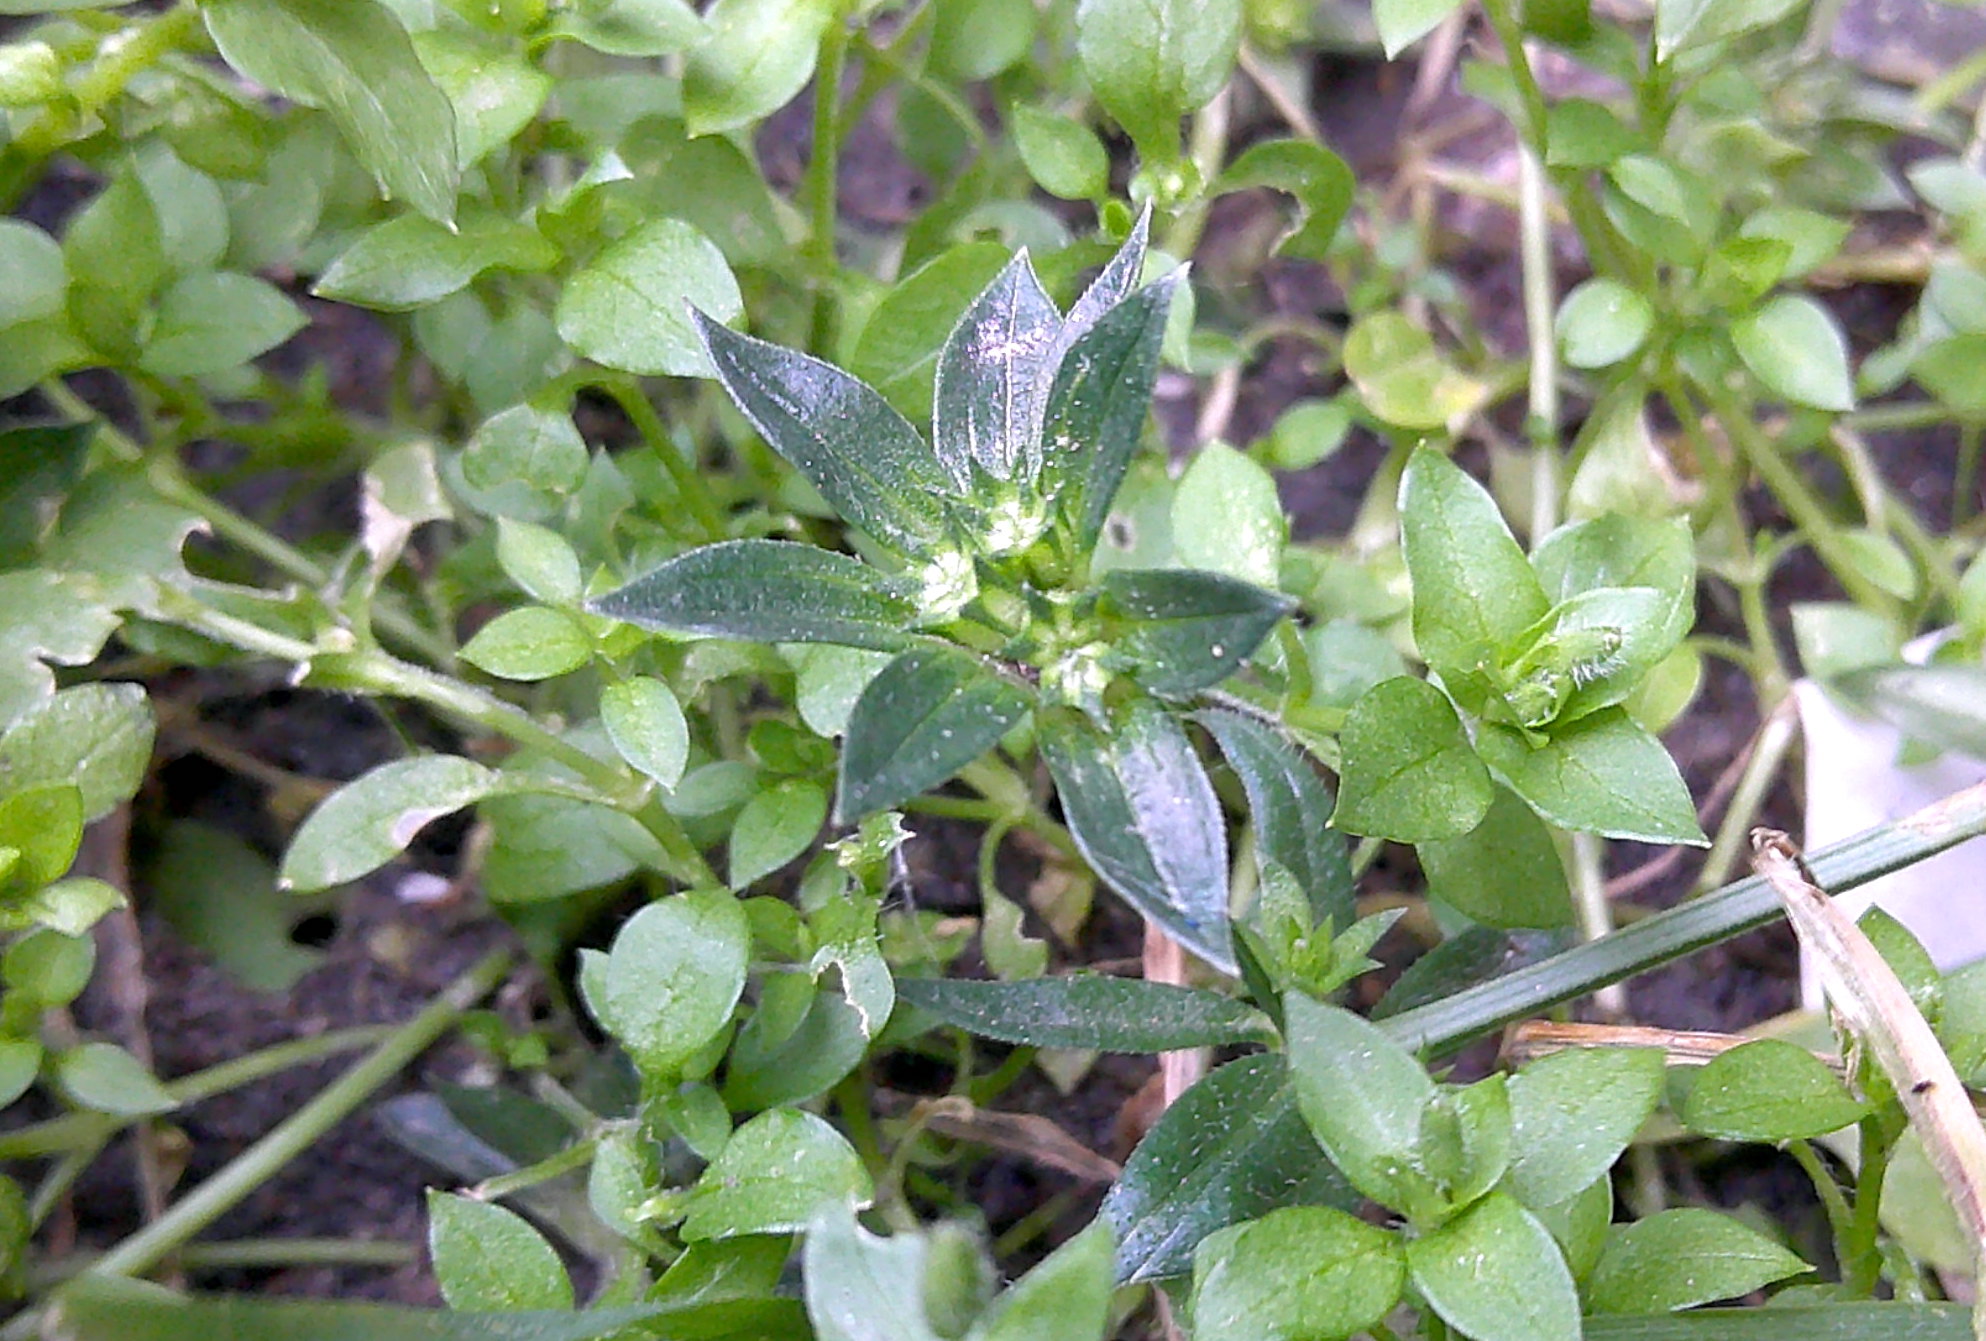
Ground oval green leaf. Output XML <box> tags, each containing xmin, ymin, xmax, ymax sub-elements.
<box><xmin>557</xmin><ymin>218</ymin><xmax>741</xmax><ymax>377</ymax></box>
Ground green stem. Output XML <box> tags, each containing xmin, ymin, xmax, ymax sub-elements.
<box><xmin>1841</xmin><ymin>1116</ymin><xmax>1895</xmax><ymax>1298</ymax></box>
<box><xmin>1380</xmin><ymin>780</ymin><xmax>1986</xmax><ymax>1058</ymax></box>
<box><xmin>1787</xmin><ymin>1138</ymin><xmax>1857</xmax><ymax>1285</ymax></box>
<box><xmin>805</xmin><ymin>8</ymin><xmax>852</xmax><ymax>345</ymax></box>
<box><xmin>0</xmin><ymin>1025</ymin><xmax>394</xmax><ymax>1161</ymax></box>
<box><xmin>470</xmin><ymin>1137</ymin><xmax>599</xmax><ymax>1200</ymax></box>
<box><xmin>1703</xmin><ymin>381</ymin><xmax>1903</xmax><ymax>623</ymax></box>
<box><xmin>596</xmin><ymin>377</ymin><xmax>726</xmax><ymax>542</ymax></box>
<box><xmin>80</xmin><ymin>950</ymin><xmax>511</xmax><ymax>1281</ymax></box>
<box><xmin>33</xmin><ymin>1237</ymin><xmax>417</xmax><ymax>1288</ymax></box>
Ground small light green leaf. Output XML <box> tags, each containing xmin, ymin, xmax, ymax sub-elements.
<box><xmin>1215</xmin><ymin>139</ymin><xmax>1356</xmax><ymax>262</ymax></box>
<box><xmin>464</xmin><ymin>401</ymin><xmax>589</xmax><ymax>494</ymax></box>
<box><xmin>1190</xmin><ymin>1205</ymin><xmax>1405</xmax><ymax>1341</ymax></box>
<box><xmin>681</xmin><ymin>0</ymin><xmax>834</xmax><ymax>136</ymax></box>
<box><xmin>1344</xmin><ymin>314</ymin><xmax>1487</xmax><ymax>430</ymax></box>
<box><xmin>1375</xmin><ymin>0</ymin><xmax>1468</xmax><ymax>53</ymax></box>
<box><xmin>696</xmin><ymin>314</ymin><xmax>958</xmax><ymax>556</ymax></box>
<box><xmin>1475</xmin><ymin>710</ymin><xmax>1706</xmax><ymax>845</ymax></box>
<box><xmin>584</xmin><ymin>888</ymin><xmax>749</xmax><ymax>1079</ymax></box>
<box><xmin>1038</xmin><ymin>701</ymin><xmax>1233</xmax><ymax>972</ymax></box>
<box><xmin>1077</xmin><ymin>0</ymin><xmax>1241</xmax><ymax>160</ymax></box>
<box><xmin>809</xmin><ymin>889</ymin><xmax>894</xmax><ymax>1037</ymax></box>
<box><xmin>461</xmin><ymin>607</ymin><xmax>593</xmax><ymax>681</ymax></box>
<box><xmin>56</xmin><ymin>1042</ymin><xmax>176</xmax><ymax>1117</ymax></box>
<box><xmin>0</xmin><ymin>219</ymin><xmax>67</xmax><ymax>328</ymax></box>
<box><xmin>1556</xmin><ymin>278</ymin><xmax>1654</xmax><ymax>370</ymax></box>
<box><xmin>1914</xmin><ymin>333</ymin><xmax>1986</xmax><ymax>415</ymax></box>
<box><xmin>729</xmin><ymin>777</ymin><xmax>828</xmax><ymax>888</ymax></box>
<box><xmin>0</xmin><ymin>783</ymin><xmax>82</xmax><ymax>890</ymax></box>
<box><xmin>145</xmin><ymin>822</ymin><xmax>317</xmax><ymax>993</ymax></box>
<box><xmin>1682</xmin><ymin>1037</ymin><xmax>1870</xmax><ymax>1141</ymax></box>
<box><xmin>426</xmin><ymin>1191</ymin><xmax>574</xmax><ymax>1312</ymax></box>
<box><xmin>0</xmin><ymin>1038</ymin><xmax>39</xmax><ymax>1109</ymax></box>
<box><xmin>790</xmin><ymin>644</ymin><xmax>895</xmax><ymax>739</ymax></box>
<box><xmin>1103</xmin><ymin>1053</ymin><xmax>1356</xmax><ymax>1283</ymax></box>
<box><xmin>601</xmin><ymin>677</ymin><xmax>689</xmax><ymax>790</ymax></box>
<box><xmin>802</xmin><ymin>1204</ymin><xmax>941</xmax><ymax>1341</ymax></box>
<box><xmin>280</xmin><ymin>755</ymin><xmax>503</xmax><ymax>892</ymax></box>
<box><xmin>970</xmin><ymin>1221</ymin><xmax>1115</xmax><ymax>1341</ymax></box>
<box><xmin>1264</xmin><ymin>398</ymin><xmax>1352</xmax><ymax>471</ymax></box>
<box><xmin>1196</xmin><ymin>708</ymin><xmax>1355</xmax><ymax>929</ymax></box>
<box><xmin>495</xmin><ymin>518</ymin><xmax>583</xmax><ymax>607</ymax></box>
<box><xmin>553</xmin><ymin>0</ymin><xmax>705</xmax><ymax>56</ymax></box>
<box><xmin>1012</xmin><ymin>106</ymin><xmax>1109</xmax><ymax>201</ymax></box>
<box><xmin>592</xmin><ymin>540</ymin><xmax>917</xmax><ymax>652</ymax></box>
<box><xmin>1504</xmin><ymin>1046</ymin><xmax>1666</xmax><ymax>1210</ymax></box>
<box><xmin>557</xmin><ymin>219</ymin><xmax>741</xmax><ymax>377</ymax></box>
<box><xmin>837</xmin><ymin>646</ymin><xmax>1033</xmax><ymax>822</ymax></box>
<box><xmin>1407</xmin><ymin>1192</ymin><xmax>1579</xmax><ymax>1341</ymax></box>
<box><xmin>929</xmin><ymin>0</ymin><xmax>1038</xmax><ymax>78</ymax></box>
<box><xmin>683</xmin><ymin>1108</ymin><xmax>872</xmax><ymax>1240</ymax></box>
<box><xmin>483</xmin><ymin>793</ymin><xmax>676</xmax><ymax>902</ymax></box>
<box><xmin>1656</xmin><ymin>0</ymin><xmax>1802</xmax><ymax>58</ymax></box>
<box><xmin>1732</xmin><ymin>294</ymin><xmax>1855</xmax><ymax>412</ymax></box>
<box><xmin>1286</xmin><ymin>992</ymin><xmax>1438</xmax><ymax>1213</ymax></box>
<box><xmin>0</xmin><ymin>682</ymin><xmax>154</xmax><ymax>823</ymax></box>
<box><xmin>896</xmin><ymin>976</ymin><xmax>1270</xmax><ymax>1052</ymax></box>
<box><xmin>18</xmin><ymin>878</ymin><xmax>126</xmax><ymax>939</ymax></box>
<box><xmin>0</xmin><ymin>40</ymin><xmax>60</xmax><ymax>105</ymax></box>
<box><xmin>203</xmin><ymin>0</ymin><xmax>459</xmax><ymax>225</ymax></box>
<box><xmin>4</xmin><ymin>929</ymin><xmax>95</xmax><ymax>1007</ymax></box>
<box><xmin>1586</xmin><ymin>1209</ymin><xmax>1812</xmax><ymax>1313</ymax></box>
<box><xmin>412</xmin><ymin>28</ymin><xmax>554</xmax><ymax>168</ymax></box>
<box><xmin>1401</xmin><ymin>448</ymin><xmax>1550</xmax><ymax>689</ymax></box>
<box><xmin>1171</xmin><ymin>442</ymin><xmax>1286</xmax><ymax>589</ymax></box>
<box><xmin>316</xmin><ymin>213</ymin><xmax>557</xmax><ymax>310</ymax></box>
<box><xmin>1737</xmin><ymin>208</ymin><xmax>1850</xmax><ymax>281</ymax></box>
<box><xmin>1332</xmin><ymin>677</ymin><xmax>1494</xmax><ymax>844</ymax></box>
<box><xmin>1419</xmin><ymin>786</ymin><xmax>1573</xmax><ymax>929</ymax></box>
<box><xmin>1532</xmin><ymin>513</ymin><xmax>1695</xmax><ymax>650</ymax></box>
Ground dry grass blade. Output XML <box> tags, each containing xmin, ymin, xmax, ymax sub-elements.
<box><xmin>1750</xmin><ymin>827</ymin><xmax>1986</xmax><ymax>1337</ymax></box>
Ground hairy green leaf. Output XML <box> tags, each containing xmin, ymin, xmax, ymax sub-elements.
<box><xmin>897</xmin><ymin>976</ymin><xmax>1269</xmax><ymax>1051</ymax></box>
<box><xmin>837</xmin><ymin>646</ymin><xmax>1032</xmax><ymax>821</ymax></box>
<box><xmin>592</xmin><ymin>541</ymin><xmax>917</xmax><ymax>651</ymax></box>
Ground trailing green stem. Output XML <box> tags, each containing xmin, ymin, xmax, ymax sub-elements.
<box><xmin>597</xmin><ymin>377</ymin><xmax>726</xmax><ymax>542</ymax></box>
<box><xmin>79</xmin><ymin>949</ymin><xmax>512</xmax><ymax>1281</ymax></box>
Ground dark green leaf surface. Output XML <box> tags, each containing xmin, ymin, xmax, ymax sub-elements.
<box><xmin>933</xmin><ymin>250</ymin><xmax>1062</xmax><ymax>485</ymax></box>
<box><xmin>1102</xmin><ymin>569</ymin><xmax>1293</xmax><ymax>697</ymax></box>
<box><xmin>1400</xmin><ymin>449</ymin><xmax>1550</xmax><ymax>687</ymax></box>
<box><xmin>1682</xmin><ymin>1038</ymin><xmax>1869</xmax><ymax>1141</ymax></box>
<box><xmin>1285</xmin><ymin>993</ymin><xmax>1436</xmax><ymax>1212</ymax></box>
<box><xmin>315</xmin><ymin>213</ymin><xmax>558</xmax><ymax>310</ymax></box>
<box><xmin>556</xmin><ymin>220</ymin><xmax>741</xmax><ymax>377</ymax></box>
<box><xmin>696</xmin><ymin>314</ymin><xmax>957</xmax><ymax>556</ymax></box>
<box><xmin>1587</xmin><ymin>1304</ymin><xmax>1972</xmax><ymax>1338</ymax></box>
<box><xmin>139</xmin><ymin>273</ymin><xmax>304</xmax><ymax>377</ymax></box>
<box><xmin>681</xmin><ymin>1108</ymin><xmax>871</xmax><ymax>1240</ymax></box>
<box><xmin>203</xmin><ymin>0</ymin><xmax>459</xmax><ymax>225</ymax></box>
<box><xmin>1102</xmin><ymin>1054</ymin><xmax>1355</xmax><ymax>1283</ymax></box>
<box><xmin>1045</xmin><ymin>276</ymin><xmax>1177</xmax><ymax>552</ymax></box>
<box><xmin>1587</xmin><ymin>1209</ymin><xmax>1812</xmax><ymax>1314</ymax></box>
<box><xmin>584</xmin><ymin>888</ymin><xmax>749</xmax><ymax>1078</ymax></box>
<box><xmin>1418</xmin><ymin>786</ymin><xmax>1574</xmax><ymax>929</ymax></box>
<box><xmin>1406</xmin><ymin>1192</ymin><xmax>1580</xmax><ymax>1341</ymax></box>
<box><xmin>837</xmin><ymin>646</ymin><xmax>1033</xmax><ymax>821</ymax></box>
<box><xmin>1038</xmin><ymin>702</ymin><xmax>1233</xmax><ymax>972</ymax></box>
<box><xmin>848</xmin><ymin>242</ymin><xmax>1012</xmax><ymax>418</ymax></box>
<box><xmin>1476</xmin><ymin>710</ymin><xmax>1706</xmax><ymax>845</ymax></box>
<box><xmin>1076</xmin><ymin>0</ymin><xmax>1241</xmax><ymax>158</ymax></box>
<box><xmin>1504</xmin><ymin>1047</ymin><xmax>1666</xmax><ymax>1210</ymax></box>
<box><xmin>1332</xmin><ymin>677</ymin><xmax>1493</xmax><ymax>843</ymax></box>
<box><xmin>1189</xmin><ymin>1205</ymin><xmax>1404</xmax><ymax>1341</ymax></box>
<box><xmin>427</xmin><ymin>1192</ymin><xmax>573</xmax><ymax>1312</ymax></box>
<box><xmin>1196</xmin><ymin>709</ymin><xmax>1355</xmax><ymax>928</ymax></box>
<box><xmin>897</xmin><ymin>975</ymin><xmax>1270</xmax><ymax>1051</ymax></box>
<box><xmin>591</xmin><ymin>541</ymin><xmax>917</xmax><ymax>651</ymax></box>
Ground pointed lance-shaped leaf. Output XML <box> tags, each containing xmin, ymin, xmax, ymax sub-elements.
<box><xmin>933</xmin><ymin>250</ymin><xmax>1063</xmax><ymax>486</ymax></box>
<box><xmin>1043</xmin><ymin>271</ymin><xmax>1180</xmax><ymax>553</ymax></box>
<box><xmin>1039</xmin><ymin>699</ymin><xmax>1233</xmax><ymax>971</ymax></box>
<box><xmin>693</xmin><ymin>311</ymin><xmax>957</xmax><ymax>557</ymax></box>
<box><xmin>1195</xmin><ymin>708</ymin><xmax>1356</xmax><ymax>929</ymax></box>
<box><xmin>1100</xmin><ymin>567</ymin><xmax>1293</xmax><ymax>697</ymax></box>
<box><xmin>590</xmin><ymin>540</ymin><xmax>917</xmax><ymax>651</ymax></box>
<box><xmin>837</xmin><ymin>645</ymin><xmax>1035</xmax><ymax>822</ymax></box>
<box><xmin>1062</xmin><ymin>207</ymin><xmax>1152</xmax><ymax>342</ymax></box>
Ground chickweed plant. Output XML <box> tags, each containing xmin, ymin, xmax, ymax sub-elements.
<box><xmin>4</xmin><ymin>0</ymin><xmax>1986</xmax><ymax>1337</ymax></box>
